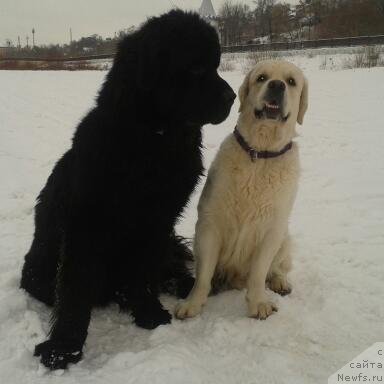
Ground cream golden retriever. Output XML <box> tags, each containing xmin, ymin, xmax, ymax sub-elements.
<box><xmin>176</xmin><ymin>60</ymin><xmax>308</xmax><ymax>320</ymax></box>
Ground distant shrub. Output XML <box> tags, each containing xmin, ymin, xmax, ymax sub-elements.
<box><xmin>319</xmin><ymin>56</ymin><xmax>327</xmax><ymax>70</ymax></box>
<box><xmin>306</xmin><ymin>51</ymin><xmax>316</xmax><ymax>59</ymax></box>
<box><xmin>0</xmin><ymin>60</ymin><xmax>104</xmax><ymax>71</ymax></box>
<box><xmin>0</xmin><ymin>60</ymin><xmax>40</xmax><ymax>70</ymax></box>
<box><xmin>247</xmin><ymin>50</ymin><xmax>282</xmax><ymax>63</ymax></box>
<box><xmin>219</xmin><ymin>59</ymin><xmax>236</xmax><ymax>72</ymax></box>
<box><xmin>243</xmin><ymin>50</ymin><xmax>284</xmax><ymax>73</ymax></box>
<box><xmin>319</xmin><ymin>56</ymin><xmax>337</xmax><ymax>71</ymax></box>
<box><xmin>66</xmin><ymin>61</ymin><xmax>105</xmax><ymax>71</ymax></box>
<box><xmin>222</xmin><ymin>53</ymin><xmax>237</xmax><ymax>61</ymax></box>
<box><xmin>41</xmin><ymin>62</ymin><xmax>66</xmax><ymax>70</ymax></box>
<box><xmin>343</xmin><ymin>46</ymin><xmax>384</xmax><ymax>69</ymax></box>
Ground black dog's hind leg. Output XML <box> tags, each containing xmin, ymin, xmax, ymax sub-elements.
<box><xmin>34</xmin><ymin>214</ymin><xmax>105</xmax><ymax>370</ymax></box>
<box><xmin>21</xmin><ymin>152</ymin><xmax>72</xmax><ymax>306</ymax></box>
<box><xmin>160</xmin><ymin>234</ymin><xmax>195</xmax><ymax>299</ymax></box>
<box><xmin>20</xmin><ymin>191</ymin><xmax>61</xmax><ymax>307</ymax></box>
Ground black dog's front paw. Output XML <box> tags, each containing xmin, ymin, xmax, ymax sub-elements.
<box><xmin>133</xmin><ymin>305</ymin><xmax>172</xmax><ymax>330</ymax></box>
<box><xmin>34</xmin><ymin>340</ymin><xmax>83</xmax><ymax>370</ymax></box>
<box><xmin>176</xmin><ymin>275</ymin><xmax>195</xmax><ymax>299</ymax></box>
<box><xmin>160</xmin><ymin>275</ymin><xmax>195</xmax><ymax>299</ymax></box>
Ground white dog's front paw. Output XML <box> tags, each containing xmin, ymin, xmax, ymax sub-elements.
<box><xmin>269</xmin><ymin>275</ymin><xmax>292</xmax><ymax>296</ymax></box>
<box><xmin>248</xmin><ymin>301</ymin><xmax>278</xmax><ymax>320</ymax></box>
<box><xmin>175</xmin><ymin>300</ymin><xmax>203</xmax><ymax>320</ymax></box>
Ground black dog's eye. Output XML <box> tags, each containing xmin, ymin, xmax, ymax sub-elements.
<box><xmin>190</xmin><ymin>68</ymin><xmax>206</xmax><ymax>76</ymax></box>
<box><xmin>287</xmin><ymin>77</ymin><xmax>296</xmax><ymax>86</ymax></box>
<box><xmin>257</xmin><ymin>74</ymin><xmax>267</xmax><ymax>82</ymax></box>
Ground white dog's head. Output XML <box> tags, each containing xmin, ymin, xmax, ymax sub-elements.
<box><xmin>238</xmin><ymin>60</ymin><xmax>308</xmax><ymax>150</ymax></box>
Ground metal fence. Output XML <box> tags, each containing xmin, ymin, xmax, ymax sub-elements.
<box><xmin>221</xmin><ymin>34</ymin><xmax>384</xmax><ymax>53</ymax></box>
<box><xmin>1</xmin><ymin>35</ymin><xmax>384</xmax><ymax>63</ymax></box>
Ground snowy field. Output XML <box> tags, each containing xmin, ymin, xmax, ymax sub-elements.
<box><xmin>0</xmin><ymin>56</ymin><xmax>384</xmax><ymax>383</ymax></box>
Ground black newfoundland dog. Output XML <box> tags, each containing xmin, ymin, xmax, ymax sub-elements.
<box><xmin>20</xmin><ymin>10</ymin><xmax>235</xmax><ymax>369</ymax></box>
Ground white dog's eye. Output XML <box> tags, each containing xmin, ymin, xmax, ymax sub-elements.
<box><xmin>257</xmin><ymin>74</ymin><xmax>267</xmax><ymax>82</ymax></box>
<box><xmin>288</xmin><ymin>77</ymin><xmax>296</xmax><ymax>86</ymax></box>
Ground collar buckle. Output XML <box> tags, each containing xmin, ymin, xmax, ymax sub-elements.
<box><xmin>250</xmin><ymin>149</ymin><xmax>258</xmax><ymax>162</ymax></box>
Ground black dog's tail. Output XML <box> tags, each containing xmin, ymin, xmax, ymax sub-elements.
<box><xmin>160</xmin><ymin>234</ymin><xmax>195</xmax><ymax>299</ymax></box>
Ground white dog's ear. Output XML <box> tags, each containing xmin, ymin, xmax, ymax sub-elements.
<box><xmin>238</xmin><ymin>71</ymin><xmax>251</xmax><ymax>113</ymax></box>
<box><xmin>297</xmin><ymin>77</ymin><xmax>308</xmax><ymax>125</ymax></box>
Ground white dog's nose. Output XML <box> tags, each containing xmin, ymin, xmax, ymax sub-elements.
<box><xmin>268</xmin><ymin>80</ymin><xmax>286</xmax><ymax>92</ymax></box>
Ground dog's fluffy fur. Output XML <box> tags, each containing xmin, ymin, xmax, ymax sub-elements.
<box><xmin>176</xmin><ymin>60</ymin><xmax>308</xmax><ymax>320</ymax></box>
<box><xmin>20</xmin><ymin>10</ymin><xmax>235</xmax><ymax>369</ymax></box>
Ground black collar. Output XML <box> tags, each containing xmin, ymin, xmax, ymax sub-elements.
<box><xmin>233</xmin><ymin>127</ymin><xmax>293</xmax><ymax>162</ymax></box>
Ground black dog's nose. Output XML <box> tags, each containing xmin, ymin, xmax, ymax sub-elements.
<box><xmin>224</xmin><ymin>89</ymin><xmax>236</xmax><ymax>103</ymax></box>
<box><xmin>268</xmin><ymin>80</ymin><xmax>286</xmax><ymax>92</ymax></box>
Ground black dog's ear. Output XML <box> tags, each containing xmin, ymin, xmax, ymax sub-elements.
<box><xmin>136</xmin><ymin>34</ymin><xmax>164</xmax><ymax>91</ymax></box>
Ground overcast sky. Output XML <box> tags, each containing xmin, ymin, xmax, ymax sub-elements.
<box><xmin>1</xmin><ymin>0</ymin><xmax>298</xmax><ymax>46</ymax></box>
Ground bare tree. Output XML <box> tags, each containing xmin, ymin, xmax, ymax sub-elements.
<box><xmin>271</xmin><ymin>3</ymin><xmax>291</xmax><ymax>38</ymax></box>
<box><xmin>253</xmin><ymin>0</ymin><xmax>276</xmax><ymax>41</ymax></box>
<box><xmin>376</xmin><ymin>0</ymin><xmax>384</xmax><ymax>13</ymax></box>
<box><xmin>219</xmin><ymin>1</ymin><xmax>250</xmax><ymax>45</ymax></box>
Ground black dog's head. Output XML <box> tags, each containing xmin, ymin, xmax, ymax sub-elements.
<box><xmin>107</xmin><ymin>10</ymin><xmax>235</xmax><ymax>126</ymax></box>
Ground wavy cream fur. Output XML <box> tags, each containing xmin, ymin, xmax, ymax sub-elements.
<box><xmin>176</xmin><ymin>60</ymin><xmax>308</xmax><ymax>320</ymax></box>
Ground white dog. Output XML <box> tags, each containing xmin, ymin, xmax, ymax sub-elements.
<box><xmin>176</xmin><ymin>60</ymin><xmax>308</xmax><ymax>320</ymax></box>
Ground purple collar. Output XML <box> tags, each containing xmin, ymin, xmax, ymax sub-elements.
<box><xmin>233</xmin><ymin>127</ymin><xmax>293</xmax><ymax>162</ymax></box>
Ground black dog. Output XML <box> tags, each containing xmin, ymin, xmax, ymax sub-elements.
<box><xmin>20</xmin><ymin>10</ymin><xmax>235</xmax><ymax>370</ymax></box>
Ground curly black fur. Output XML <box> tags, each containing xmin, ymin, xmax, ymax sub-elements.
<box><xmin>20</xmin><ymin>10</ymin><xmax>235</xmax><ymax>370</ymax></box>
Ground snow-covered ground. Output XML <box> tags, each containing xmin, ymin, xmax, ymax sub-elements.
<box><xmin>0</xmin><ymin>60</ymin><xmax>383</xmax><ymax>383</ymax></box>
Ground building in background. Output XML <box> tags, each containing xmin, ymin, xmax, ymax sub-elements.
<box><xmin>199</xmin><ymin>0</ymin><xmax>219</xmax><ymax>37</ymax></box>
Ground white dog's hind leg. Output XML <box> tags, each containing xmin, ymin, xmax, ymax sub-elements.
<box><xmin>175</xmin><ymin>224</ymin><xmax>220</xmax><ymax>319</ymax></box>
<box><xmin>267</xmin><ymin>236</ymin><xmax>292</xmax><ymax>296</ymax></box>
<box><xmin>246</xmin><ymin>228</ymin><xmax>286</xmax><ymax>320</ymax></box>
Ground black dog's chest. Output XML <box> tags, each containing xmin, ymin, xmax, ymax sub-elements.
<box><xmin>150</xmin><ymin>129</ymin><xmax>203</xmax><ymax>192</ymax></box>
<box><xmin>110</xmin><ymin>128</ymin><xmax>203</xmax><ymax>211</ymax></box>
<box><xmin>156</xmin><ymin>130</ymin><xmax>201</xmax><ymax>166</ymax></box>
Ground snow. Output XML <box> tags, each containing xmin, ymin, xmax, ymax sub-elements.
<box><xmin>0</xmin><ymin>59</ymin><xmax>384</xmax><ymax>383</ymax></box>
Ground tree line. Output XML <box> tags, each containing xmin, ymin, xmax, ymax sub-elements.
<box><xmin>2</xmin><ymin>0</ymin><xmax>384</xmax><ymax>58</ymax></box>
<box><xmin>218</xmin><ymin>0</ymin><xmax>384</xmax><ymax>46</ymax></box>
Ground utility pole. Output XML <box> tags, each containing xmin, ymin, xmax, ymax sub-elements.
<box><xmin>32</xmin><ymin>28</ymin><xmax>35</xmax><ymax>47</ymax></box>
<box><xmin>18</xmin><ymin>36</ymin><xmax>21</xmax><ymax>49</ymax></box>
<box><xmin>70</xmin><ymin>28</ymin><xmax>73</xmax><ymax>44</ymax></box>
<box><xmin>26</xmin><ymin>36</ymin><xmax>29</xmax><ymax>48</ymax></box>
